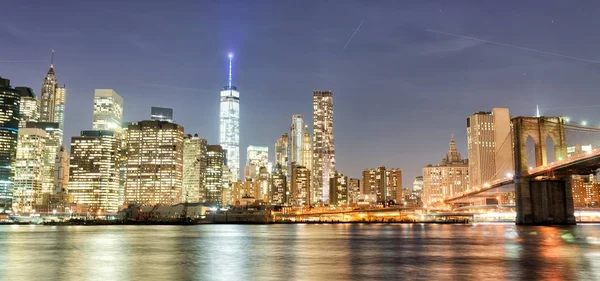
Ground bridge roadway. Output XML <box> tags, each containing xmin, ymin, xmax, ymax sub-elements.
<box><xmin>274</xmin><ymin>207</ymin><xmax>475</xmax><ymax>222</ymax></box>
<box><xmin>445</xmin><ymin>147</ymin><xmax>600</xmax><ymax>203</ymax></box>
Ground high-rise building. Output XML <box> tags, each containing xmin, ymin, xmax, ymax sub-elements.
<box><xmin>219</xmin><ymin>53</ymin><xmax>240</xmax><ymax>182</ymax></box>
<box><xmin>271</xmin><ymin>164</ymin><xmax>287</xmax><ymax>204</ymax></box>
<box><xmin>312</xmin><ymin>90</ymin><xmax>335</xmax><ymax>204</ymax></box>
<box><xmin>69</xmin><ymin>130</ymin><xmax>120</xmax><ymax>213</ymax></box>
<box><xmin>93</xmin><ymin>89</ymin><xmax>124</xmax><ymax>132</ymax></box>
<box><xmin>40</xmin><ymin>53</ymin><xmax>66</xmax><ymax>141</ymax></box>
<box><xmin>54</xmin><ymin>146</ymin><xmax>69</xmax><ymax>194</ymax></box>
<box><xmin>256</xmin><ymin>167</ymin><xmax>270</xmax><ymax>202</ymax></box>
<box><xmin>26</xmin><ymin>122</ymin><xmax>62</xmax><ymax>197</ymax></box>
<box><xmin>291</xmin><ymin>165</ymin><xmax>311</xmax><ymax>206</ymax></box>
<box><xmin>54</xmin><ymin>86</ymin><xmax>66</xmax><ymax>131</ymax></box>
<box><xmin>572</xmin><ymin>175</ymin><xmax>599</xmax><ymax>208</ymax></box>
<box><xmin>245</xmin><ymin>146</ymin><xmax>269</xmax><ymax>181</ymax></box>
<box><xmin>413</xmin><ymin>176</ymin><xmax>423</xmax><ymax>192</ymax></box>
<box><xmin>125</xmin><ymin>120</ymin><xmax>184</xmax><ymax>206</ymax></box>
<box><xmin>13</xmin><ymin>128</ymin><xmax>47</xmax><ymax>213</ymax></box>
<box><xmin>205</xmin><ymin>145</ymin><xmax>226</xmax><ymax>205</ymax></box>
<box><xmin>15</xmin><ymin>87</ymin><xmax>39</xmax><ymax>128</ymax></box>
<box><xmin>348</xmin><ymin>178</ymin><xmax>361</xmax><ymax>204</ymax></box>
<box><xmin>467</xmin><ymin>108</ymin><xmax>512</xmax><ymax>189</ymax></box>
<box><xmin>151</xmin><ymin>107</ymin><xmax>173</xmax><ymax>123</ymax></box>
<box><xmin>422</xmin><ymin>136</ymin><xmax>469</xmax><ymax>208</ymax></box>
<box><xmin>361</xmin><ymin>167</ymin><xmax>402</xmax><ymax>203</ymax></box>
<box><xmin>0</xmin><ymin>77</ymin><xmax>21</xmax><ymax>210</ymax></box>
<box><xmin>290</xmin><ymin>115</ymin><xmax>312</xmax><ymax>169</ymax></box>
<box><xmin>329</xmin><ymin>173</ymin><xmax>348</xmax><ymax>206</ymax></box>
<box><xmin>183</xmin><ymin>134</ymin><xmax>207</xmax><ymax>203</ymax></box>
<box><xmin>275</xmin><ymin>134</ymin><xmax>289</xmax><ymax>178</ymax></box>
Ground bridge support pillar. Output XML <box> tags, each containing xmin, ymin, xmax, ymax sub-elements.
<box><xmin>516</xmin><ymin>178</ymin><xmax>575</xmax><ymax>225</ymax></box>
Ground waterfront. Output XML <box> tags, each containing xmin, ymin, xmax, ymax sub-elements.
<box><xmin>0</xmin><ymin>224</ymin><xmax>599</xmax><ymax>281</ymax></box>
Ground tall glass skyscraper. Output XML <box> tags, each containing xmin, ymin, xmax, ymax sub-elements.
<box><xmin>0</xmin><ymin>77</ymin><xmax>20</xmax><ymax>211</ymax></box>
<box><xmin>312</xmin><ymin>90</ymin><xmax>335</xmax><ymax>204</ymax></box>
<box><xmin>93</xmin><ymin>89</ymin><xmax>124</xmax><ymax>132</ymax></box>
<box><xmin>219</xmin><ymin>53</ymin><xmax>240</xmax><ymax>182</ymax></box>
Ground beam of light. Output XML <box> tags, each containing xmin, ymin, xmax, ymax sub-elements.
<box><xmin>342</xmin><ymin>20</ymin><xmax>364</xmax><ymax>51</ymax></box>
<box><xmin>0</xmin><ymin>60</ymin><xmax>49</xmax><ymax>63</ymax></box>
<box><xmin>544</xmin><ymin>105</ymin><xmax>600</xmax><ymax>110</ymax></box>
<box><xmin>228</xmin><ymin>53</ymin><xmax>233</xmax><ymax>88</ymax></box>
<box><xmin>426</xmin><ymin>29</ymin><xmax>600</xmax><ymax>64</ymax></box>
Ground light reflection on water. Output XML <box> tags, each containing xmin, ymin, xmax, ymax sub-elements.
<box><xmin>0</xmin><ymin>224</ymin><xmax>599</xmax><ymax>281</ymax></box>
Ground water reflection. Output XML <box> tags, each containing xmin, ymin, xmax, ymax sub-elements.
<box><xmin>0</xmin><ymin>224</ymin><xmax>599</xmax><ymax>281</ymax></box>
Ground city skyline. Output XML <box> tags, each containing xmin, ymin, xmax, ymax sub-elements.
<box><xmin>4</xmin><ymin>1</ymin><xmax>600</xmax><ymax>189</ymax></box>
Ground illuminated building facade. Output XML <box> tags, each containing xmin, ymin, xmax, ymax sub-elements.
<box><xmin>362</xmin><ymin>167</ymin><xmax>402</xmax><ymax>203</ymax></box>
<box><xmin>54</xmin><ymin>146</ymin><xmax>69</xmax><ymax>194</ymax></box>
<box><xmin>467</xmin><ymin>108</ymin><xmax>512</xmax><ymax>189</ymax></box>
<box><xmin>219</xmin><ymin>53</ymin><xmax>240</xmax><ymax>182</ymax></box>
<box><xmin>329</xmin><ymin>173</ymin><xmax>348</xmax><ymax>206</ymax></box>
<box><xmin>572</xmin><ymin>175</ymin><xmax>599</xmax><ymax>208</ymax></box>
<box><xmin>271</xmin><ymin>164</ymin><xmax>287</xmax><ymax>204</ymax></box>
<box><xmin>0</xmin><ymin>77</ymin><xmax>21</xmax><ymax>210</ymax></box>
<box><xmin>15</xmin><ymin>87</ymin><xmax>39</xmax><ymax>128</ymax></box>
<box><xmin>348</xmin><ymin>178</ymin><xmax>361</xmax><ymax>203</ymax></box>
<box><xmin>257</xmin><ymin>166</ymin><xmax>270</xmax><ymax>202</ymax></box>
<box><xmin>291</xmin><ymin>165</ymin><xmax>311</xmax><ymax>206</ymax></box>
<box><xmin>205</xmin><ymin>145</ymin><xmax>226</xmax><ymax>205</ymax></box>
<box><xmin>40</xmin><ymin>55</ymin><xmax>66</xmax><ymax>141</ymax></box>
<box><xmin>27</xmin><ymin>122</ymin><xmax>62</xmax><ymax>197</ymax></box>
<box><xmin>183</xmin><ymin>134</ymin><xmax>207</xmax><ymax>203</ymax></box>
<box><xmin>290</xmin><ymin>115</ymin><xmax>312</xmax><ymax>170</ymax></box>
<box><xmin>275</xmin><ymin>134</ymin><xmax>289</xmax><ymax>178</ymax></box>
<box><xmin>125</xmin><ymin>120</ymin><xmax>184</xmax><ymax>206</ymax></box>
<box><xmin>312</xmin><ymin>91</ymin><xmax>335</xmax><ymax>204</ymax></box>
<box><xmin>93</xmin><ymin>89</ymin><xmax>123</xmax><ymax>132</ymax></box>
<box><xmin>69</xmin><ymin>130</ymin><xmax>120</xmax><ymax>213</ymax></box>
<box><xmin>422</xmin><ymin>136</ymin><xmax>469</xmax><ymax>208</ymax></box>
<box><xmin>245</xmin><ymin>145</ymin><xmax>268</xmax><ymax>180</ymax></box>
<box><xmin>413</xmin><ymin>176</ymin><xmax>423</xmax><ymax>193</ymax></box>
<box><xmin>13</xmin><ymin>128</ymin><xmax>47</xmax><ymax>213</ymax></box>
<box><xmin>151</xmin><ymin>107</ymin><xmax>173</xmax><ymax>123</ymax></box>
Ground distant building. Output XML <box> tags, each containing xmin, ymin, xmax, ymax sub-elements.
<box><xmin>93</xmin><ymin>89</ymin><xmax>124</xmax><ymax>132</ymax></box>
<box><xmin>245</xmin><ymin>145</ymin><xmax>269</xmax><ymax>181</ymax></box>
<box><xmin>567</xmin><ymin>144</ymin><xmax>592</xmax><ymax>157</ymax></box>
<box><xmin>422</xmin><ymin>135</ymin><xmax>469</xmax><ymax>208</ymax></box>
<box><xmin>256</xmin><ymin>167</ymin><xmax>270</xmax><ymax>202</ymax></box>
<box><xmin>219</xmin><ymin>54</ymin><xmax>240</xmax><ymax>182</ymax></box>
<box><xmin>183</xmin><ymin>134</ymin><xmax>207</xmax><ymax>203</ymax></box>
<box><xmin>362</xmin><ymin>167</ymin><xmax>402</xmax><ymax>203</ymax></box>
<box><xmin>275</xmin><ymin>134</ymin><xmax>289</xmax><ymax>179</ymax></box>
<box><xmin>0</xmin><ymin>77</ymin><xmax>20</xmax><ymax>210</ymax></box>
<box><xmin>271</xmin><ymin>164</ymin><xmax>287</xmax><ymax>204</ymax></box>
<box><xmin>69</xmin><ymin>130</ymin><xmax>120</xmax><ymax>213</ymax></box>
<box><xmin>27</xmin><ymin>122</ymin><xmax>63</xmax><ymax>198</ymax></box>
<box><xmin>150</xmin><ymin>106</ymin><xmax>173</xmax><ymax>123</ymax></box>
<box><xmin>348</xmin><ymin>178</ymin><xmax>361</xmax><ymax>203</ymax></box>
<box><xmin>205</xmin><ymin>145</ymin><xmax>226</xmax><ymax>205</ymax></box>
<box><xmin>13</xmin><ymin>128</ymin><xmax>47</xmax><ymax>213</ymax></box>
<box><xmin>312</xmin><ymin>91</ymin><xmax>335</xmax><ymax>204</ymax></box>
<box><xmin>329</xmin><ymin>173</ymin><xmax>348</xmax><ymax>206</ymax></box>
<box><xmin>291</xmin><ymin>165</ymin><xmax>311</xmax><ymax>206</ymax></box>
<box><xmin>413</xmin><ymin>176</ymin><xmax>423</xmax><ymax>192</ymax></box>
<box><xmin>572</xmin><ymin>175</ymin><xmax>599</xmax><ymax>208</ymax></box>
<box><xmin>125</xmin><ymin>120</ymin><xmax>184</xmax><ymax>206</ymax></box>
<box><xmin>467</xmin><ymin>108</ymin><xmax>512</xmax><ymax>189</ymax></box>
<box><xmin>15</xmin><ymin>87</ymin><xmax>39</xmax><ymax>128</ymax></box>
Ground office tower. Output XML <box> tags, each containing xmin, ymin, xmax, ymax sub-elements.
<box><xmin>0</xmin><ymin>77</ymin><xmax>21</xmax><ymax>210</ymax></box>
<box><xmin>221</xmin><ymin>184</ymin><xmax>233</xmax><ymax>206</ymax></box>
<box><xmin>290</xmin><ymin>115</ymin><xmax>312</xmax><ymax>169</ymax></box>
<box><xmin>572</xmin><ymin>175</ymin><xmax>600</xmax><ymax>208</ymax></box>
<box><xmin>183</xmin><ymin>134</ymin><xmax>207</xmax><ymax>203</ymax></box>
<box><xmin>271</xmin><ymin>164</ymin><xmax>287</xmax><ymax>204</ymax></box>
<box><xmin>329</xmin><ymin>173</ymin><xmax>348</xmax><ymax>206</ymax></box>
<box><xmin>151</xmin><ymin>107</ymin><xmax>173</xmax><ymax>123</ymax></box>
<box><xmin>219</xmin><ymin>53</ymin><xmax>240</xmax><ymax>182</ymax></box>
<box><xmin>361</xmin><ymin>166</ymin><xmax>402</xmax><ymax>203</ymax></box>
<box><xmin>387</xmin><ymin>169</ymin><xmax>402</xmax><ymax>203</ymax></box>
<box><xmin>93</xmin><ymin>89</ymin><xmax>124</xmax><ymax>132</ymax></box>
<box><xmin>13</xmin><ymin>128</ymin><xmax>47</xmax><ymax>213</ymax></box>
<box><xmin>348</xmin><ymin>178</ymin><xmax>361</xmax><ymax>204</ymax></box>
<box><xmin>422</xmin><ymin>136</ymin><xmax>469</xmax><ymax>208</ymax></box>
<box><xmin>15</xmin><ymin>87</ymin><xmax>39</xmax><ymax>128</ymax></box>
<box><xmin>312</xmin><ymin>90</ymin><xmax>335</xmax><ymax>203</ymax></box>
<box><xmin>302</xmin><ymin>129</ymin><xmax>312</xmax><ymax>169</ymax></box>
<box><xmin>125</xmin><ymin>120</ymin><xmax>184</xmax><ymax>206</ymax></box>
<box><xmin>54</xmin><ymin>146</ymin><xmax>69</xmax><ymax>194</ymax></box>
<box><xmin>245</xmin><ymin>145</ymin><xmax>269</xmax><ymax>180</ymax></box>
<box><xmin>291</xmin><ymin>165</ymin><xmax>311</xmax><ymax>206</ymax></box>
<box><xmin>54</xmin><ymin>86</ymin><xmax>66</xmax><ymax>131</ymax></box>
<box><xmin>26</xmin><ymin>122</ymin><xmax>62</xmax><ymax>197</ymax></box>
<box><xmin>69</xmin><ymin>130</ymin><xmax>120</xmax><ymax>213</ymax></box>
<box><xmin>413</xmin><ymin>176</ymin><xmax>423</xmax><ymax>192</ymax></box>
<box><xmin>205</xmin><ymin>145</ymin><xmax>226</xmax><ymax>205</ymax></box>
<box><xmin>467</xmin><ymin>108</ymin><xmax>512</xmax><ymax>188</ymax></box>
<box><xmin>40</xmin><ymin>52</ymin><xmax>66</xmax><ymax>139</ymax></box>
<box><xmin>275</xmin><ymin>134</ymin><xmax>289</xmax><ymax>178</ymax></box>
<box><xmin>257</xmin><ymin>166</ymin><xmax>270</xmax><ymax>202</ymax></box>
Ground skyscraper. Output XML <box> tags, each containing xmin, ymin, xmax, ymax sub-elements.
<box><xmin>467</xmin><ymin>108</ymin><xmax>513</xmax><ymax>189</ymax></box>
<box><xmin>361</xmin><ymin>166</ymin><xmax>402</xmax><ymax>203</ymax></box>
<box><xmin>271</xmin><ymin>164</ymin><xmax>287</xmax><ymax>204</ymax></box>
<box><xmin>151</xmin><ymin>107</ymin><xmax>173</xmax><ymax>123</ymax></box>
<box><xmin>27</xmin><ymin>122</ymin><xmax>62</xmax><ymax>197</ymax></box>
<box><xmin>15</xmin><ymin>87</ymin><xmax>39</xmax><ymax>128</ymax></box>
<box><xmin>275</xmin><ymin>134</ymin><xmax>289</xmax><ymax>177</ymax></box>
<box><xmin>13</xmin><ymin>128</ymin><xmax>46</xmax><ymax>213</ymax></box>
<box><xmin>93</xmin><ymin>89</ymin><xmax>124</xmax><ymax>132</ymax></box>
<box><xmin>125</xmin><ymin>120</ymin><xmax>184</xmax><ymax>206</ymax></box>
<box><xmin>291</xmin><ymin>165</ymin><xmax>311</xmax><ymax>206</ymax></box>
<box><xmin>69</xmin><ymin>130</ymin><xmax>120</xmax><ymax>213</ymax></box>
<box><xmin>312</xmin><ymin>90</ymin><xmax>335</xmax><ymax>203</ymax></box>
<box><xmin>183</xmin><ymin>134</ymin><xmax>207</xmax><ymax>203</ymax></box>
<box><xmin>219</xmin><ymin>53</ymin><xmax>240</xmax><ymax>182</ymax></box>
<box><xmin>290</xmin><ymin>115</ymin><xmax>312</xmax><ymax>169</ymax></box>
<box><xmin>205</xmin><ymin>145</ymin><xmax>226</xmax><ymax>205</ymax></box>
<box><xmin>0</xmin><ymin>77</ymin><xmax>21</xmax><ymax>210</ymax></box>
<box><xmin>245</xmin><ymin>145</ymin><xmax>269</xmax><ymax>180</ymax></box>
<box><xmin>40</xmin><ymin>52</ymin><xmax>66</xmax><ymax>140</ymax></box>
<box><xmin>329</xmin><ymin>173</ymin><xmax>348</xmax><ymax>206</ymax></box>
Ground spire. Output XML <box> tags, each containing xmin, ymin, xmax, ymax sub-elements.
<box><xmin>228</xmin><ymin>53</ymin><xmax>233</xmax><ymax>88</ymax></box>
<box><xmin>536</xmin><ymin>104</ymin><xmax>540</xmax><ymax>117</ymax></box>
<box><xmin>445</xmin><ymin>134</ymin><xmax>461</xmax><ymax>163</ymax></box>
<box><xmin>50</xmin><ymin>50</ymin><xmax>54</xmax><ymax>69</ymax></box>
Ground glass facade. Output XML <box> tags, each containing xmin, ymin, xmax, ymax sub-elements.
<box><xmin>13</xmin><ymin>128</ymin><xmax>47</xmax><ymax>213</ymax></box>
<box><xmin>150</xmin><ymin>107</ymin><xmax>173</xmax><ymax>123</ymax></box>
<box><xmin>15</xmin><ymin>87</ymin><xmax>39</xmax><ymax>128</ymax></box>
<box><xmin>219</xmin><ymin>54</ymin><xmax>240</xmax><ymax>182</ymax></box>
<box><xmin>275</xmin><ymin>134</ymin><xmax>289</xmax><ymax>178</ymax></box>
<box><xmin>205</xmin><ymin>145</ymin><xmax>225</xmax><ymax>205</ymax></box>
<box><xmin>245</xmin><ymin>145</ymin><xmax>268</xmax><ymax>181</ymax></box>
<box><xmin>312</xmin><ymin>90</ymin><xmax>335</xmax><ymax>204</ymax></box>
<box><xmin>93</xmin><ymin>89</ymin><xmax>123</xmax><ymax>132</ymax></box>
<box><xmin>0</xmin><ymin>77</ymin><xmax>21</xmax><ymax>210</ymax></box>
<box><xmin>183</xmin><ymin>134</ymin><xmax>207</xmax><ymax>203</ymax></box>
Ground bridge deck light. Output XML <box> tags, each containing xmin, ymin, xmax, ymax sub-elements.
<box><xmin>582</xmin><ymin>121</ymin><xmax>588</xmax><ymax>126</ymax></box>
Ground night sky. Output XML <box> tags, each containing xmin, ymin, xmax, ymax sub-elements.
<box><xmin>2</xmin><ymin>1</ymin><xmax>600</xmax><ymax>188</ymax></box>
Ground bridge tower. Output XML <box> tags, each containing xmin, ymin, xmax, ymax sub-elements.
<box><xmin>512</xmin><ymin>116</ymin><xmax>575</xmax><ymax>225</ymax></box>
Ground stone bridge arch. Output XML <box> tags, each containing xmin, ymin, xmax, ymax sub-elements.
<box><xmin>512</xmin><ymin>116</ymin><xmax>567</xmax><ymax>174</ymax></box>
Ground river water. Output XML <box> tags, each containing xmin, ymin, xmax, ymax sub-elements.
<box><xmin>0</xmin><ymin>223</ymin><xmax>599</xmax><ymax>281</ymax></box>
